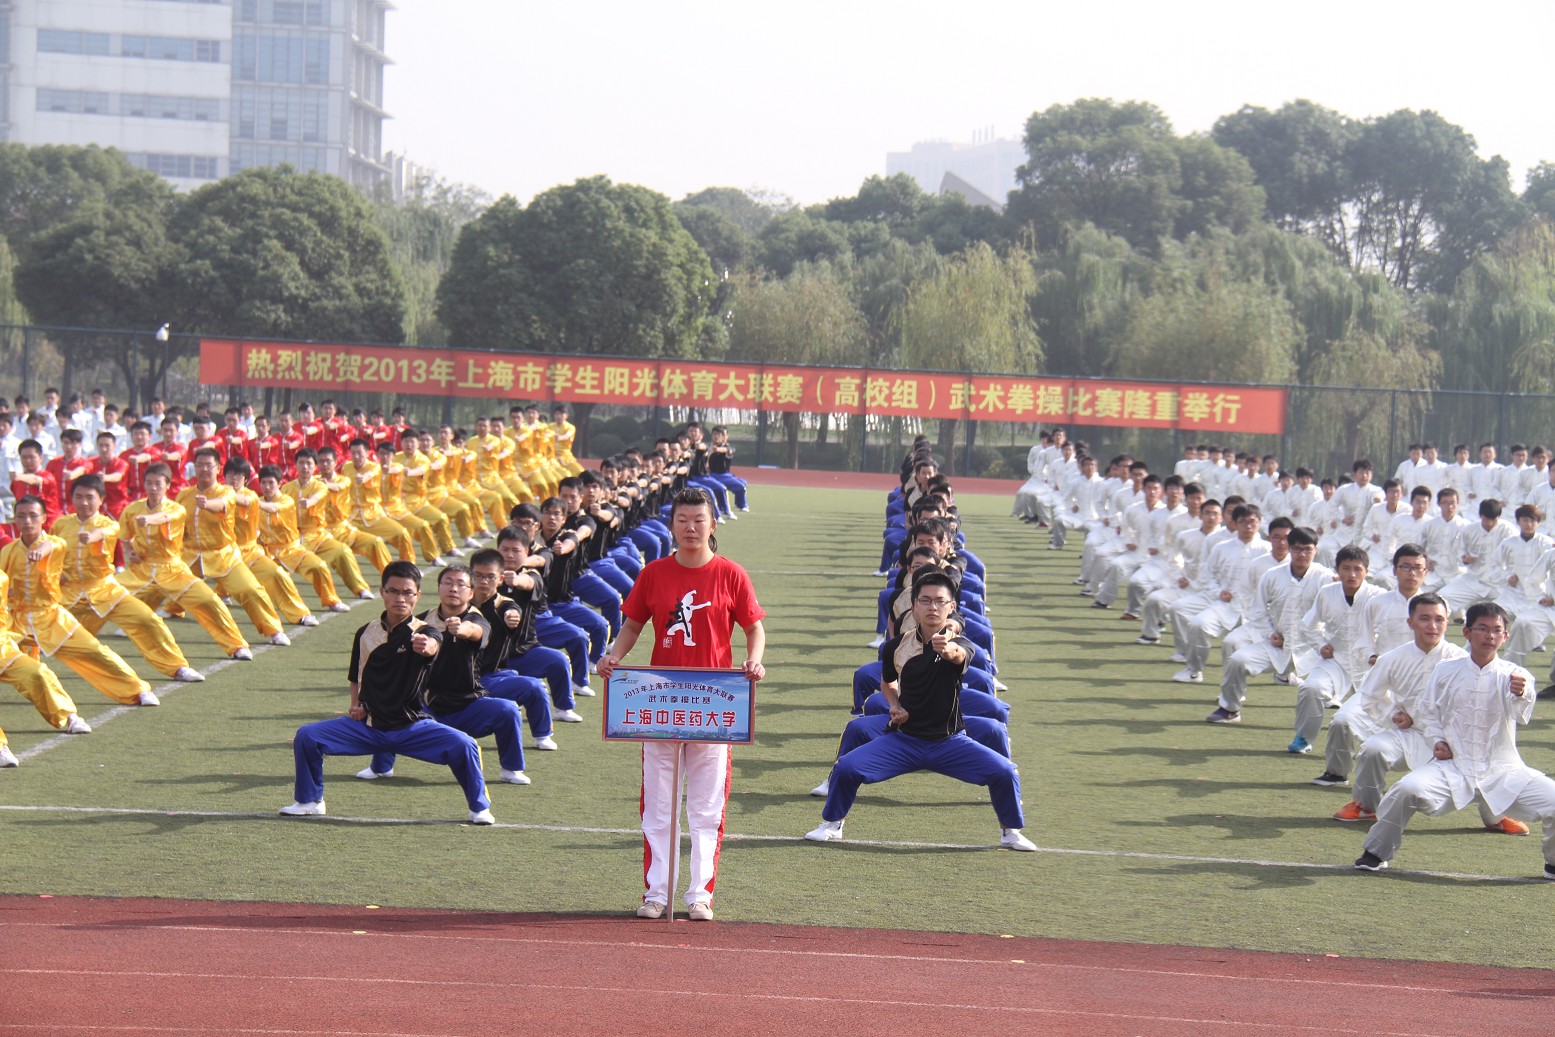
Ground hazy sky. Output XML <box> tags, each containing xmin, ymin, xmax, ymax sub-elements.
<box><xmin>382</xmin><ymin>0</ymin><xmax>1555</xmax><ymax>208</ymax></box>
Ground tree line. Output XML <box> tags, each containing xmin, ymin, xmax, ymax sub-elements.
<box><xmin>6</xmin><ymin>97</ymin><xmax>1555</xmax><ymax>464</ymax></box>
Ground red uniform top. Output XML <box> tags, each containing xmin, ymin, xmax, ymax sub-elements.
<box><xmin>157</xmin><ymin>440</ymin><xmax>189</xmax><ymax>491</ymax></box>
<box><xmin>45</xmin><ymin>454</ymin><xmax>97</xmax><ymax>511</ymax></box>
<box><xmin>320</xmin><ymin>416</ymin><xmax>352</xmax><ymax>456</ymax></box>
<box><xmin>220</xmin><ymin>427</ymin><xmax>251</xmax><ymax>468</ymax></box>
<box><xmin>252</xmin><ymin>433</ymin><xmax>283</xmax><ymax>474</ymax></box>
<box><xmin>118</xmin><ymin>443</ymin><xmax>163</xmax><ymax>502</ymax></box>
<box><xmin>187</xmin><ymin>435</ymin><xmax>225</xmax><ymax>468</ymax></box>
<box><xmin>621</xmin><ymin>554</ymin><xmax>765</xmax><ymax>669</ymax></box>
<box><xmin>11</xmin><ymin>471</ymin><xmax>61</xmax><ymax>523</ymax></box>
<box><xmin>280</xmin><ymin>427</ymin><xmax>307</xmax><ymax>477</ymax></box>
<box><xmin>96</xmin><ymin>455</ymin><xmax>132</xmax><ymax>516</ymax></box>
<box><xmin>298</xmin><ymin>419</ymin><xmax>326</xmax><ymax>456</ymax></box>
<box><xmin>370</xmin><ymin>423</ymin><xmax>395</xmax><ymax>453</ymax></box>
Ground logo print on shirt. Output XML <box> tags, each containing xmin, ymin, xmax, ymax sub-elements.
<box><xmin>663</xmin><ymin>590</ymin><xmax>712</xmax><ymax>648</ymax></box>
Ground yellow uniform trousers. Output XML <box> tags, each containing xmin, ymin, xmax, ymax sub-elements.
<box><xmin>242</xmin><ymin>550</ymin><xmax>311</xmax><ymax>624</ymax></box>
<box><xmin>266</xmin><ymin>543</ymin><xmax>344</xmax><ymax>608</ymax></box>
<box><xmin>300</xmin><ymin>532</ymin><xmax>370</xmax><ymax>595</ymax></box>
<box><xmin>0</xmin><ymin>640</ymin><xmax>78</xmax><ymax>728</ymax></box>
<box><xmin>333</xmin><ymin>525</ymin><xmax>393</xmax><ymax>577</ymax></box>
<box><xmin>352</xmin><ymin>518</ymin><xmax>411</xmax><ymax>566</ymax></box>
<box><xmin>68</xmin><ymin>583</ymin><xmax>191</xmax><ymax>679</ymax></box>
<box><xmin>384</xmin><ymin>509</ymin><xmax>439</xmax><ymax>563</ymax></box>
<box><xmin>122</xmin><ymin>561</ymin><xmax>251</xmax><ymax>656</ymax></box>
<box><xmin>409</xmin><ymin>504</ymin><xmax>456</xmax><ymax>555</ymax></box>
<box><xmin>435</xmin><ymin>494</ymin><xmax>480</xmax><ymax>539</ymax></box>
<box><xmin>186</xmin><ymin>553</ymin><xmax>283</xmax><ymax>638</ymax></box>
<box><xmin>14</xmin><ymin>607</ymin><xmax>148</xmax><ymax>703</ymax></box>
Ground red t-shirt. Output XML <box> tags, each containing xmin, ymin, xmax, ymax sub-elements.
<box><xmin>158</xmin><ymin>440</ymin><xmax>189</xmax><ymax>490</ymax></box>
<box><xmin>45</xmin><ymin>455</ymin><xmax>97</xmax><ymax>510</ymax></box>
<box><xmin>119</xmin><ymin>444</ymin><xmax>163</xmax><ymax>501</ymax></box>
<box><xmin>622</xmin><ymin>554</ymin><xmax>765</xmax><ymax>669</ymax></box>
<box><xmin>97</xmin><ymin>455</ymin><xmax>131</xmax><ymax>515</ymax></box>
<box><xmin>11</xmin><ymin>471</ymin><xmax>60</xmax><ymax>523</ymax></box>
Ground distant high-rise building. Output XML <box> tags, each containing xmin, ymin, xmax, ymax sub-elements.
<box><xmin>0</xmin><ymin>0</ymin><xmax>393</xmax><ymax>191</ymax></box>
<box><xmin>886</xmin><ymin>130</ymin><xmax>1024</xmax><ymax>211</ymax></box>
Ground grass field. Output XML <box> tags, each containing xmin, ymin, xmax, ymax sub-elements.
<box><xmin>3</xmin><ymin>485</ymin><xmax>1553</xmax><ymax>969</ymax></box>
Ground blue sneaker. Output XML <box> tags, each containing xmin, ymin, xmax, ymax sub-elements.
<box><xmin>1287</xmin><ymin>736</ymin><xmax>1312</xmax><ymax>754</ymax></box>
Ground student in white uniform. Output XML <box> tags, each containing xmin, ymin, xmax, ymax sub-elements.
<box><xmin>1290</xmin><ymin>545</ymin><xmax>1384</xmax><ymax>755</ymax></box>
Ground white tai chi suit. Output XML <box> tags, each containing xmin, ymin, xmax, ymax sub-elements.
<box><xmin>1051</xmin><ymin>469</ymin><xmax>1104</xmax><ymax>549</ymax></box>
<box><xmin>1497</xmin><ymin>464</ymin><xmax>1540</xmax><ymax>510</ymax></box>
<box><xmin>1094</xmin><ymin>498</ymin><xmax>1164</xmax><ymax>607</ymax></box>
<box><xmin>1504</xmin><ymin>546</ymin><xmax>1555</xmax><ymax>668</ymax></box>
<box><xmin>1360</xmin><ymin>500</ymin><xmax>1406</xmax><ymax>579</ymax></box>
<box><xmin>1324</xmin><ymin>638</ymin><xmax>1467</xmax><ymax>800</ymax></box>
<box><xmin>1360</xmin><ymin>587</ymin><xmax>1416</xmax><ymax>664</ymax></box>
<box><xmin>1294</xmin><ymin>581</ymin><xmax>1384</xmax><ymax>743</ymax></box>
<box><xmin>1463</xmin><ymin>462</ymin><xmax>1504</xmax><ymax>508</ymax></box>
<box><xmin>1490</xmin><ymin>531</ymin><xmax>1553</xmax><ymax>619</ymax></box>
<box><xmin>1438</xmin><ymin>519</ymin><xmax>1516</xmax><ymax>618</ymax></box>
<box><xmin>1421</xmin><ymin>511</ymin><xmax>1472</xmax><ymax>592</ymax></box>
<box><xmin>1126</xmin><ymin>506</ymin><xmax>1197</xmax><ymax>613</ymax></box>
<box><xmin>1217</xmin><ymin>560</ymin><xmax>1333</xmax><ymax>712</ymax></box>
<box><xmin>1183</xmin><ymin>533</ymin><xmax>1272</xmax><ymax>676</ymax></box>
<box><xmin>1140</xmin><ymin>526</ymin><xmax>1211</xmax><ymax>643</ymax></box>
<box><xmin>1362</xmin><ymin>655</ymin><xmax>1555</xmax><ymax>867</ymax></box>
<box><xmin>1332</xmin><ymin>481</ymin><xmax>1385</xmax><ymax>548</ymax></box>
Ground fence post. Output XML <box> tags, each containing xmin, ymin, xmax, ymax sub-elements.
<box><xmin>754</xmin><ymin>407</ymin><xmax>767</xmax><ymax>467</ymax></box>
<box><xmin>20</xmin><ymin>325</ymin><xmax>31</xmax><ymax>401</ymax></box>
<box><xmin>1388</xmin><ymin>390</ymin><xmax>1398</xmax><ymax>464</ymax></box>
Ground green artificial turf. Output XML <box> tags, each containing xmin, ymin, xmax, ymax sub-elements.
<box><xmin>2</xmin><ymin>487</ymin><xmax>1553</xmax><ymax>967</ymax></box>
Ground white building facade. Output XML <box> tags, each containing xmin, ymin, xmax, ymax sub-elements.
<box><xmin>0</xmin><ymin>0</ymin><xmax>392</xmax><ymax>191</ymax></box>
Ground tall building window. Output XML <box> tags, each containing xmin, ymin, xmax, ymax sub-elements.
<box><xmin>127</xmin><ymin>153</ymin><xmax>222</xmax><ymax>180</ymax></box>
<box><xmin>36</xmin><ymin>89</ymin><xmax>111</xmax><ymax>114</ymax></box>
<box><xmin>37</xmin><ymin>30</ymin><xmax>111</xmax><ymax>55</ymax></box>
<box><xmin>235</xmin><ymin>32</ymin><xmax>329</xmax><ymax>84</ymax></box>
<box><xmin>120</xmin><ymin>35</ymin><xmax>223</xmax><ymax>62</ymax></box>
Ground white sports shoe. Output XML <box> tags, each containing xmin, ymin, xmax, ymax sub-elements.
<box><xmin>231</xmin><ymin>648</ymin><xmax>254</xmax><ymax>661</ymax></box>
<box><xmin>687</xmin><ymin>901</ymin><xmax>714</xmax><ymax>920</ymax></box>
<box><xmin>866</xmin><ymin>635</ymin><xmax>885</xmax><ymax>649</ymax></box>
<box><xmin>1170</xmin><ymin>668</ymin><xmax>1204</xmax><ymax>684</ymax></box>
<box><xmin>464</xmin><ymin>537</ymin><xmax>484</xmax><ymax>549</ymax></box>
<box><xmin>810</xmin><ymin>779</ymin><xmax>830</xmax><ymax>798</ymax></box>
<box><xmin>805</xmin><ymin>820</ymin><xmax>844</xmax><ymax>842</ymax></box>
<box><xmin>330</xmin><ymin>602</ymin><xmax>352</xmax><ymax>613</ymax></box>
<box><xmin>532</xmin><ymin>735</ymin><xmax>559</xmax><ymax>751</ymax></box>
<box><xmin>499</xmin><ymin>769</ymin><xmax>531</xmax><ymax>785</ymax></box>
<box><xmin>469</xmin><ymin>809</ymin><xmax>496</xmax><ymax>825</ymax></box>
<box><xmin>573</xmin><ymin>684</ymin><xmax>596</xmax><ymax>697</ymax></box>
<box><xmin>1000</xmin><ymin>828</ymin><xmax>1037</xmax><ymax>852</ymax></box>
<box><xmin>636</xmin><ymin>900</ymin><xmax>666</xmax><ymax>919</ymax></box>
<box><xmin>137</xmin><ymin>690</ymin><xmax>161</xmax><ymax>706</ymax></box>
<box><xmin>279</xmin><ymin>800</ymin><xmax>326</xmax><ymax>816</ymax></box>
<box><xmin>357</xmin><ymin>589</ymin><xmax>376</xmax><ymax>600</ymax></box>
<box><xmin>555</xmin><ymin>709</ymin><xmax>583</xmax><ymax>723</ymax></box>
<box><xmin>299</xmin><ymin>614</ymin><xmax>320</xmax><ymax>627</ymax></box>
<box><xmin>64</xmin><ymin>714</ymin><xmax>92</xmax><ymax>734</ymax></box>
<box><xmin>430</xmin><ymin>557</ymin><xmax>448</xmax><ymax>567</ymax></box>
<box><xmin>0</xmin><ymin>745</ymin><xmax>19</xmax><ymax>767</ymax></box>
<box><xmin>173</xmin><ymin>666</ymin><xmax>205</xmax><ymax>682</ymax></box>
<box><xmin>356</xmin><ymin>767</ymin><xmax>393</xmax><ymax>780</ymax></box>
<box><xmin>270</xmin><ymin>632</ymin><xmax>292</xmax><ymax>646</ymax></box>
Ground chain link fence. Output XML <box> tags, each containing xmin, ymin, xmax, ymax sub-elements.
<box><xmin>0</xmin><ymin>322</ymin><xmax>1546</xmax><ymax>481</ymax></box>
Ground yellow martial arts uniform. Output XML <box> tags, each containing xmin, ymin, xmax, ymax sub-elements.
<box><xmin>176</xmin><ymin>483</ymin><xmax>283</xmax><ymax>637</ymax></box>
<box><xmin>453</xmin><ymin>443</ymin><xmax>503</xmax><ymax>532</ymax></box>
<box><xmin>320</xmin><ymin>472</ymin><xmax>394</xmax><ymax>576</ymax></box>
<box><xmin>229</xmin><ymin>486</ymin><xmax>312</xmax><ymax>624</ymax></box>
<box><xmin>395</xmin><ymin>449</ymin><xmax>456</xmax><ymax>555</ymax></box>
<box><xmin>119</xmin><ymin>496</ymin><xmax>251</xmax><ymax>656</ymax></box>
<box><xmin>256</xmin><ymin>492</ymin><xmax>343</xmax><ymax>608</ymax></box>
<box><xmin>339</xmin><ymin>460</ymin><xmax>416</xmax><ymax>563</ymax></box>
<box><xmin>51</xmin><ymin>512</ymin><xmax>192</xmax><ymax>679</ymax></box>
<box><xmin>552</xmin><ymin>418</ymin><xmax>585</xmax><ymax>476</ymax></box>
<box><xmin>0</xmin><ymin>569</ymin><xmax>80</xmax><ymax>728</ymax></box>
<box><xmin>282</xmin><ymin>476</ymin><xmax>370</xmax><ymax>594</ymax></box>
<box><xmin>375</xmin><ymin>458</ymin><xmax>441</xmax><ymax>562</ymax></box>
<box><xmin>0</xmin><ymin>535</ymin><xmax>149</xmax><ymax>703</ymax></box>
<box><xmin>473</xmin><ymin>432</ymin><xmax>524</xmax><ymax>517</ymax></box>
<box><xmin>424</xmin><ymin>445</ymin><xmax>480</xmax><ymax>539</ymax></box>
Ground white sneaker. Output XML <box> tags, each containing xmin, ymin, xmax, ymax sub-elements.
<box><xmin>805</xmin><ymin>820</ymin><xmax>844</xmax><ymax>842</ymax></box>
<box><xmin>499</xmin><ymin>769</ymin><xmax>531</xmax><ymax>785</ymax></box>
<box><xmin>636</xmin><ymin>900</ymin><xmax>666</xmax><ymax>919</ymax></box>
<box><xmin>1168</xmin><ymin>651</ymin><xmax>1187</xmax><ymax>664</ymax></box>
<box><xmin>555</xmin><ymin>709</ymin><xmax>583</xmax><ymax>723</ymax></box>
<box><xmin>232</xmin><ymin>648</ymin><xmax>254</xmax><ymax>661</ymax></box>
<box><xmin>64</xmin><ymin>714</ymin><xmax>92</xmax><ymax>734</ymax></box>
<box><xmin>330</xmin><ymin>602</ymin><xmax>352</xmax><ymax>612</ymax></box>
<box><xmin>810</xmin><ymin>779</ymin><xmax>830</xmax><ymax>797</ymax></box>
<box><xmin>1001</xmin><ymin>828</ymin><xmax>1037</xmax><ymax>851</ymax></box>
<box><xmin>992</xmin><ymin>678</ymin><xmax>1010</xmax><ymax>692</ymax></box>
<box><xmin>356</xmin><ymin>767</ymin><xmax>393</xmax><ymax>780</ymax></box>
<box><xmin>279</xmin><ymin>800</ymin><xmax>325</xmax><ymax>816</ymax></box>
<box><xmin>469</xmin><ymin>808</ymin><xmax>496</xmax><ymax>825</ymax></box>
<box><xmin>357</xmin><ymin>589</ymin><xmax>376</xmax><ymax>600</ymax></box>
<box><xmin>430</xmin><ymin>557</ymin><xmax>448</xmax><ymax>567</ymax></box>
<box><xmin>1170</xmin><ymin>668</ymin><xmax>1204</xmax><ymax>684</ymax></box>
<box><xmin>573</xmin><ymin>684</ymin><xmax>596</xmax><ymax>698</ymax></box>
<box><xmin>298</xmin><ymin>614</ymin><xmax>319</xmax><ymax>627</ymax></box>
<box><xmin>173</xmin><ymin>666</ymin><xmax>205</xmax><ymax>682</ymax></box>
<box><xmin>137</xmin><ymin>690</ymin><xmax>161</xmax><ymax>706</ymax></box>
<box><xmin>532</xmin><ymin>735</ymin><xmax>559</xmax><ymax>751</ymax></box>
<box><xmin>0</xmin><ymin>745</ymin><xmax>19</xmax><ymax>767</ymax></box>
<box><xmin>687</xmin><ymin>901</ymin><xmax>715</xmax><ymax>920</ymax></box>
<box><xmin>740</xmin><ymin>507</ymin><xmax>751</xmax><ymax>513</ymax></box>
<box><xmin>270</xmin><ymin>632</ymin><xmax>292</xmax><ymax>647</ymax></box>
<box><xmin>447</xmin><ymin>548</ymin><xmax>465</xmax><ymax>558</ymax></box>
<box><xmin>464</xmin><ymin>537</ymin><xmax>484</xmax><ymax>549</ymax></box>
<box><xmin>872</xmin><ymin>570</ymin><xmax>889</xmax><ymax>578</ymax></box>
<box><xmin>866</xmin><ymin>635</ymin><xmax>885</xmax><ymax>649</ymax></box>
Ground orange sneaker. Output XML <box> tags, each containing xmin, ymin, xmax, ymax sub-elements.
<box><xmin>1332</xmin><ymin>801</ymin><xmax>1377</xmax><ymax>822</ymax></box>
<box><xmin>1487</xmin><ymin>818</ymin><xmax>1530</xmax><ymax>836</ymax></box>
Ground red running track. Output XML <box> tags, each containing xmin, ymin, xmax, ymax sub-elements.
<box><xmin>2</xmin><ymin>896</ymin><xmax>1551</xmax><ymax>1037</ymax></box>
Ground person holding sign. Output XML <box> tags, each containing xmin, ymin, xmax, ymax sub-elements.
<box><xmin>805</xmin><ymin>569</ymin><xmax>1036</xmax><ymax>852</ymax></box>
<box><xmin>598</xmin><ymin>488</ymin><xmax>766</xmax><ymax>922</ymax></box>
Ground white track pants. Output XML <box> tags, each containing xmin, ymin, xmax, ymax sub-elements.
<box><xmin>641</xmin><ymin>741</ymin><xmax>731</xmax><ymax>908</ymax></box>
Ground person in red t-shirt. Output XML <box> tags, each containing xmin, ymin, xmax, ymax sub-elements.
<box><xmin>598</xmin><ymin>487</ymin><xmax>766</xmax><ymax>922</ymax></box>
<box><xmin>319</xmin><ymin>400</ymin><xmax>352</xmax><ymax>458</ymax></box>
<box><xmin>11</xmin><ymin>440</ymin><xmax>61</xmax><ymax>523</ymax></box>
<box><xmin>220</xmin><ymin>408</ymin><xmax>251</xmax><ymax>471</ymax></box>
<box><xmin>45</xmin><ymin>429</ymin><xmax>97</xmax><ymax>513</ymax></box>
<box><xmin>185</xmin><ymin>415</ymin><xmax>224</xmax><ymax>482</ymax></box>
<box><xmin>251</xmin><ymin>414</ymin><xmax>282</xmax><ymax>475</ymax></box>
<box><xmin>119</xmin><ymin>421</ymin><xmax>162</xmax><ymax>504</ymax></box>
<box><xmin>93</xmin><ymin>431</ymin><xmax>131</xmax><ymax>516</ymax></box>
<box><xmin>277</xmin><ymin>412</ymin><xmax>307</xmax><ymax>480</ymax></box>
<box><xmin>157</xmin><ymin>418</ymin><xmax>189</xmax><ymax>492</ymax></box>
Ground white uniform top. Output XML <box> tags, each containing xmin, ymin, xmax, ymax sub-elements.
<box><xmin>1025</xmin><ymin>444</ymin><xmax>1045</xmax><ymax>477</ymax></box>
<box><xmin>1362</xmin><ymin>500</ymin><xmax>1405</xmax><ymax>557</ymax></box>
<box><xmin>1333</xmin><ymin>482</ymin><xmax>1384</xmax><ymax>545</ymax></box>
<box><xmin>1166</xmin><ymin>527</ymin><xmax>1212</xmax><ymax>590</ymax></box>
<box><xmin>1496</xmin><ymin>464</ymin><xmax>1540</xmax><ymax>509</ymax></box>
<box><xmin>1411</xmin><ymin>459</ymin><xmax>1450</xmax><ymax>497</ymax></box>
<box><xmin>1118</xmin><ymin>499</ymin><xmax>1160</xmax><ymax>553</ymax></box>
<box><xmin>1309</xmin><ymin>496</ymin><xmax>1343</xmax><ymax>540</ymax></box>
<box><xmin>1419</xmin><ymin>655</ymin><xmax>1540</xmax><ymax>814</ymax></box>
<box><xmin>1141</xmin><ymin>502</ymin><xmax>1187</xmax><ymax>555</ymax></box>
<box><xmin>1464</xmin><ymin>462</ymin><xmax>1504</xmax><ymax>504</ymax></box>
<box><xmin>1457</xmin><ymin>519</ymin><xmax>1517</xmax><ymax>582</ymax></box>
<box><xmin>1299</xmin><ymin>581</ymin><xmax>1385</xmax><ymax>684</ymax></box>
<box><xmin>1392</xmin><ymin>458</ymin><xmax>1420</xmax><ymax>489</ymax></box>
<box><xmin>1422</xmin><ymin>514</ymin><xmax>1473</xmax><ymax>583</ymax></box>
<box><xmin>1063</xmin><ymin>472</ymin><xmax>1106</xmax><ymax>521</ymax></box>
<box><xmin>1248</xmin><ymin>560</ymin><xmax>1335</xmax><ymax>672</ymax></box>
<box><xmin>1203</xmin><ymin>534</ymin><xmax>1273</xmax><ymax>619</ymax></box>
<box><xmin>1527</xmin><ymin>480</ymin><xmax>1555</xmax><ymax>536</ymax></box>
<box><xmin>1442</xmin><ymin>462</ymin><xmax>1475</xmax><ymax>499</ymax></box>
<box><xmin>1341</xmin><ymin>638</ymin><xmax>1468</xmax><ymax>747</ymax></box>
<box><xmin>1387</xmin><ymin>511</ymin><xmax>1434</xmax><ymax>555</ymax></box>
<box><xmin>1492</xmin><ymin>532</ymin><xmax>1554</xmax><ymax>607</ymax></box>
<box><xmin>1361</xmin><ymin>588</ymin><xmax>1415</xmax><ymax>659</ymax></box>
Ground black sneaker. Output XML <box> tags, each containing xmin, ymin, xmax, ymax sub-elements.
<box><xmin>1311</xmin><ymin>772</ymin><xmax>1347</xmax><ymax>786</ymax></box>
<box><xmin>1353</xmin><ymin>851</ymin><xmax>1388</xmax><ymax>872</ymax></box>
<box><xmin>1091</xmin><ymin>601</ymin><xmax>1109</xmax><ymax>609</ymax></box>
<box><xmin>1544</xmin><ymin>864</ymin><xmax>1555</xmax><ymax>881</ymax></box>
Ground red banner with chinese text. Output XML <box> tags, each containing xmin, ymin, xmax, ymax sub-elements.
<box><xmin>200</xmin><ymin>339</ymin><xmax>1287</xmax><ymax>435</ymax></box>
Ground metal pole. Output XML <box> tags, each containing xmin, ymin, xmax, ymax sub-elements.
<box><xmin>1388</xmin><ymin>389</ymin><xmax>1398</xmax><ymax>464</ymax></box>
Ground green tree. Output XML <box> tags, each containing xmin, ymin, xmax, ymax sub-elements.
<box><xmin>725</xmin><ymin>263</ymin><xmax>868</xmax><ymax>466</ymax></box>
<box><xmin>755</xmin><ymin>209</ymin><xmax>852</xmax><ymax>277</ymax></box>
<box><xmin>369</xmin><ymin>170</ymin><xmax>489</xmax><ymax>345</ymax></box>
<box><xmin>677</xmin><ymin>186</ymin><xmax>789</xmax><ymax>235</ymax></box>
<box><xmin>1526</xmin><ymin>162</ymin><xmax>1555</xmax><ymax>223</ymax></box>
<box><xmin>1028</xmin><ymin>223</ymin><xmax>1150</xmax><ymax>377</ymax></box>
<box><xmin>168</xmin><ymin>166</ymin><xmax>406</xmax><ymax>344</ymax></box>
<box><xmin>822</xmin><ymin>174</ymin><xmax>931</xmax><ymax>230</ymax></box>
<box><xmin>673</xmin><ymin>203</ymin><xmax>753</xmax><ymax>276</ymax></box>
<box><xmin>896</xmin><ymin>244</ymin><xmax>1042</xmax><ymax>470</ymax></box>
<box><xmin>0</xmin><ymin>143</ymin><xmax>171</xmax><ymax>243</ymax></box>
<box><xmin>1303</xmin><ymin>325</ymin><xmax>1439</xmax><ymax>473</ymax></box>
<box><xmin>1173</xmin><ymin>134</ymin><xmax>1265</xmax><ymax>239</ymax></box>
<box><xmin>1432</xmin><ymin>221</ymin><xmax>1555</xmax><ymax>394</ymax></box>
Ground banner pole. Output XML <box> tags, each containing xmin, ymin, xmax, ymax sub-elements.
<box><xmin>667</xmin><ymin>740</ymin><xmax>684</xmax><ymax>925</ymax></box>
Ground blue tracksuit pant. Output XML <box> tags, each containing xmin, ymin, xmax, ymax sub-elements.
<box><xmin>822</xmin><ymin>729</ymin><xmax>1024</xmax><ymax>829</ymax></box>
<box><xmin>293</xmin><ymin>716</ymin><xmax>489</xmax><ymax>811</ymax></box>
<box><xmin>480</xmin><ymin>670</ymin><xmax>553</xmax><ymax>737</ymax></box>
<box><xmin>368</xmin><ymin>698</ymin><xmax>526</xmax><ymax>777</ymax></box>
